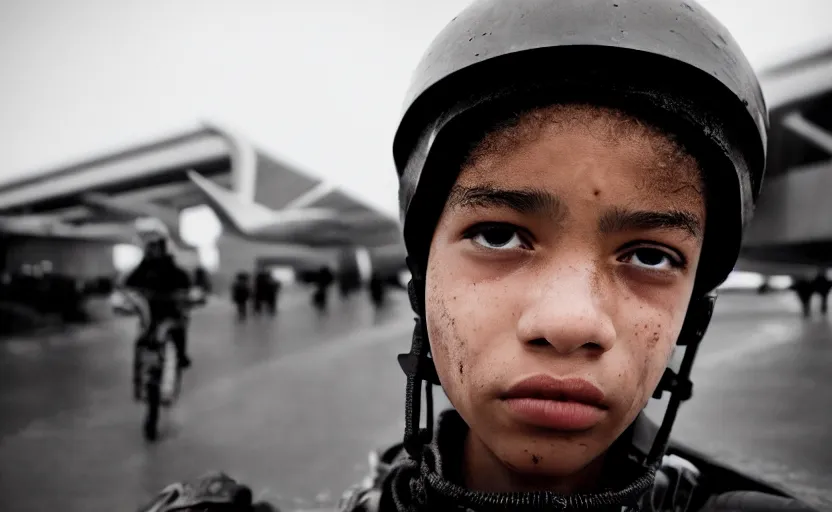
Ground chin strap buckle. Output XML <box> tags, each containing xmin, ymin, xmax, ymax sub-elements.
<box><xmin>652</xmin><ymin>369</ymin><xmax>693</xmax><ymax>401</ymax></box>
<box><xmin>652</xmin><ymin>293</ymin><xmax>717</xmax><ymax>401</ymax></box>
<box><xmin>398</xmin><ymin>352</ymin><xmax>440</xmax><ymax>385</ymax></box>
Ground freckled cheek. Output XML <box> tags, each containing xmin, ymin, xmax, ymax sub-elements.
<box><xmin>615</xmin><ymin>313</ymin><xmax>679</xmax><ymax>412</ymax></box>
<box><xmin>426</xmin><ymin>280</ymin><xmax>516</xmax><ymax>401</ymax></box>
<box><xmin>425</xmin><ymin>286</ymin><xmax>466</xmax><ymax>385</ymax></box>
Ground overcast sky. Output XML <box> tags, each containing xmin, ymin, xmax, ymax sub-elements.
<box><xmin>2</xmin><ymin>0</ymin><xmax>831</xmax><ymax>219</ymax></box>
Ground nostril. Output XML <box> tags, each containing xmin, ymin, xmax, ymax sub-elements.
<box><xmin>584</xmin><ymin>341</ymin><xmax>604</xmax><ymax>351</ymax></box>
<box><xmin>529</xmin><ymin>338</ymin><xmax>605</xmax><ymax>350</ymax></box>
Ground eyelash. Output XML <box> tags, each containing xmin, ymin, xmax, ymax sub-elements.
<box><xmin>462</xmin><ymin>222</ymin><xmax>534</xmax><ymax>250</ymax></box>
<box><xmin>617</xmin><ymin>240</ymin><xmax>687</xmax><ymax>269</ymax></box>
<box><xmin>461</xmin><ymin>222</ymin><xmax>687</xmax><ymax>269</ymax></box>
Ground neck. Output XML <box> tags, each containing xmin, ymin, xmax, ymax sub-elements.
<box><xmin>462</xmin><ymin>430</ymin><xmax>606</xmax><ymax>494</ymax></box>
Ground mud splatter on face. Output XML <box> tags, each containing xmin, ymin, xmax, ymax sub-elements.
<box><xmin>589</xmin><ymin>267</ymin><xmax>603</xmax><ymax>297</ymax></box>
<box><xmin>426</xmin><ymin>273</ymin><xmax>472</xmax><ymax>392</ymax></box>
<box><xmin>421</xmin><ymin>102</ymin><xmax>703</xmax><ymax>490</ymax></box>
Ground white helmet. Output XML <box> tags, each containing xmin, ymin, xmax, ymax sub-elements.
<box><xmin>134</xmin><ymin>217</ymin><xmax>172</xmax><ymax>252</ymax></box>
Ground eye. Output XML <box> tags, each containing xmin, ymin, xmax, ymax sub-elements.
<box><xmin>621</xmin><ymin>247</ymin><xmax>683</xmax><ymax>271</ymax></box>
<box><xmin>464</xmin><ymin>223</ymin><xmax>530</xmax><ymax>251</ymax></box>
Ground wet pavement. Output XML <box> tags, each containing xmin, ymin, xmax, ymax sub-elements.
<box><xmin>0</xmin><ymin>289</ymin><xmax>830</xmax><ymax>511</ymax></box>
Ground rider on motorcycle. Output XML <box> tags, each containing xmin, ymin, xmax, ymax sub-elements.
<box><xmin>124</xmin><ymin>217</ymin><xmax>193</xmax><ymax>369</ymax></box>
<box><xmin>139</xmin><ymin>0</ymin><xmax>819</xmax><ymax>510</ymax></box>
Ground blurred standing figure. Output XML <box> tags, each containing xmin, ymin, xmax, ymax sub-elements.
<box><xmin>231</xmin><ymin>272</ymin><xmax>251</xmax><ymax>321</ymax></box>
<box><xmin>267</xmin><ymin>277</ymin><xmax>281</xmax><ymax>315</ymax></box>
<box><xmin>312</xmin><ymin>266</ymin><xmax>333</xmax><ymax>311</ymax></box>
<box><xmin>369</xmin><ymin>273</ymin><xmax>386</xmax><ymax>309</ymax></box>
<box><xmin>812</xmin><ymin>270</ymin><xmax>831</xmax><ymax>315</ymax></box>
<box><xmin>252</xmin><ymin>270</ymin><xmax>265</xmax><ymax>315</ymax></box>
<box><xmin>194</xmin><ymin>267</ymin><xmax>212</xmax><ymax>295</ymax></box>
<box><xmin>791</xmin><ymin>277</ymin><xmax>815</xmax><ymax>318</ymax></box>
<box><xmin>253</xmin><ymin>269</ymin><xmax>278</xmax><ymax>316</ymax></box>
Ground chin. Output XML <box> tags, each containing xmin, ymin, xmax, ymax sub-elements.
<box><xmin>492</xmin><ymin>433</ymin><xmax>606</xmax><ymax>479</ymax></box>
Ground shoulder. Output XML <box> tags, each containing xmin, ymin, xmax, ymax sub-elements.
<box><xmin>631</xmin><ymin>414</ymin><xmax>815</xmax><ymax>510</ymax></box>
<box><xmin>696</xmin><ymin>491</ymin><xmax>819</xmax><ymax>511</ymax></box>
<box><xmin>657</xmin><ymin>447</ymin><xmax>818</xmax><ymax>511</ymax></box>
<box><xmin>336</xmin><ymin>443</ymin><xmax>409</xmax><ymax>512</ymax></box>
<box><xmin>638</xmin><ymin>453</ymin><xmax>818</xmax><ymax>512</ymax></box>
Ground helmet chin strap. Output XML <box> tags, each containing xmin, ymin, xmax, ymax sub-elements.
<box><xmin>646</xmin><ymin>292</ymin><xmax>716</xmax><ymax>465</ymax></box>
<box><xmin>397</xmin><ymin>258</ymin><xmax>440</xmax><ymax>461</ymax></box>
<box><xmin>398</xmin><ymin>260</ymin><xmax>717</xmax><ymax>471</ymax></box>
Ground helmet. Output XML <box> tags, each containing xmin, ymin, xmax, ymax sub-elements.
<box><xmin>134</xmin><ymin>217</ymin><xmax>172</xmax><ymax>254</ymax></box>
<box><xmin>394</xmin><ymin>0</ymin><xmax>768</xmax><ymax>297</ymax></box>
<box><xmin>391</xmin><ymin>0</ymin><xmax>770</xmax><ymax>499</ymax></box>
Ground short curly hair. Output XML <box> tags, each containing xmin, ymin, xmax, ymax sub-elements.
<box><xmin>462</xmin><ymin>103</ymin><xmax>705</xmax><ymax>199</ymax></box>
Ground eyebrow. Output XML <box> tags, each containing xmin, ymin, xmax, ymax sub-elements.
<box><xmin>598</xmin><ymin>207</ymin><xmax>703</xmax><ymax>240</ymax></box>
<box><xmin>447</xmin><ymin>185</ymin><xmax>564</xmax><ymax>218</ymax></box>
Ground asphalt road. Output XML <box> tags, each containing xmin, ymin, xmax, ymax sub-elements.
<box><xmin>0</xmin><ymin>289</ymin><xmax>830</xmax><ymax>511</ymax></box>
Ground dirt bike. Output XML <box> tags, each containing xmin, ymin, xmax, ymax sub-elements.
<box><xmin>121</xmin><ymin>287</ymin><xmax>205</xmax><ymax>441</ymax></box>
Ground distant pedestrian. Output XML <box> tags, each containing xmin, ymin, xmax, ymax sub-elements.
<box><xmin>791</xmin><ymin>278</ymin><xmax>814</xmax><ymax>318</ymax></box>
<box><xmin>312</xmin><ymin>266</ymin><xmax>333</xmax><ymax>311</ymax></box>
<box><xmin>812</xmin><ymin>270</ymin><xmax>831</xmax><ymax>315</ymax></box>
<box><xmin>369</xmin><ymin>273</ymin><xmax>386</xmax><ymax>308</ymax></box>
<box><xmin>231</xmin><ymin>272</ymin><xmax>251</xmax><ymax>321</ymax></box>
<box><xmin>253</xmin><ymin>270</ymin><xmax>280</xmax><ymax>316</ymax></box>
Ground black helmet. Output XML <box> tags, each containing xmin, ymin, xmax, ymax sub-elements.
<box><xmin>394</xmin><ymin>0</ymin><xmax>768</xmax><ymax>297</ymax></box>
<box><xmin>392</xmin><ymin>0</ymin><xmax>770</xmax><ymax>506</ymax></box>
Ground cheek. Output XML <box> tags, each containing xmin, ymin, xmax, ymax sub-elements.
<box><xmin>621</xmin><ymin>307</ymin><xmax>683</xmax><ymax>411</ymax></box>
<box><xmin>425</xmin><ymin>283</ymin><xmax>466</xmax><ymax>383</ymax></box>
<box><xmin>424</xmin><ymin>249</ymin><xmax>515</xmax><ymax>398</ymax></box>
<box><xmin>425</xmin><ymin>250</ymin><xmax>473</xmax><ymax>394</ymax></box>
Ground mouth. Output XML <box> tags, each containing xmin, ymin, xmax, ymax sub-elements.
<box><xmin>500</xmin><ymin>375</ymin><xmax>608</xmax><ymax>431</ymax></box>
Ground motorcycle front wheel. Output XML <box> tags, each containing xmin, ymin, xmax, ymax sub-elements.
<box><xmin>143</xmin><ymin>376</ymin><xmax>160</xmax><ymax>441</ymax></box>
<box><xmin>159</xmin><ymin>339</ymin><xmax>181</xmax><ymax>407</ymax></box>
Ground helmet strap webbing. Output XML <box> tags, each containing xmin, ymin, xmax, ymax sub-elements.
<box><xmin>398</xmin><ymin>258</ymin><xmax>441</xmax><ymax>461</ymax></box>
<box><xmin>646</xmin><ymin>293</ymin><xmax>716</xmax><ymax>465</ymax></box>
<box><xmin>621</xmin><ymin>293</ymin><xmax>715</xmax><ymax>512</ymax></box>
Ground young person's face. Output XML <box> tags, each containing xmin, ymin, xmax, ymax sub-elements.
<box><xmin>425</xmin><ymin>105</ymin><xmax>706</xmax><ymax>488</ymax></box>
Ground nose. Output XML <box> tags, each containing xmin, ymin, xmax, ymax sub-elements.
<box><xmin>516</xmin><ymin>262</ymin><xmax>617</xmax><ymax>355</ymax></box>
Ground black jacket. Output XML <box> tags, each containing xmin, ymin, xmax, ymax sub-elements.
<box><xmin>124</xmin><ymin>256</ymin><xmax>191</xmax><ymax>319</ymax></box>
<box><xmin>137</xmin><ymin>409</ymin><xmax>818</xmax><ymax>512</ymax></box>
<box><xmin>337</xmin><ymin>409</ymin><xmax>818</xmax><ymax>512</ymax></box>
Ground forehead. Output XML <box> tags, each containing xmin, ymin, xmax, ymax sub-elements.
<box><xmin>457</xmin><ymin>105</ymin><xmax>705</xmax><ymax>210</ymax></box>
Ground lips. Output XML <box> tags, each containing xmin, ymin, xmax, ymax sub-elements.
<box><xmin>501</xmin><ymin>375</ymin><xmax>607</xmax><ymax>406</ymax></box>
<box><xmin>500</xmin><ymin>375</ymin><xmax>607</xmax><ymax>431</ymax></box>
